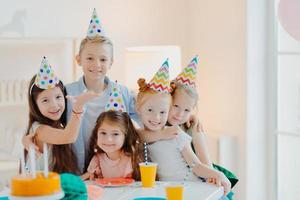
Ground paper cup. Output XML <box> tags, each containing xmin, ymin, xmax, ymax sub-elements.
<box><xmin>139</xmin><ymin>162</ymin><xmax>157</xmax><ymax>187</ymax></box>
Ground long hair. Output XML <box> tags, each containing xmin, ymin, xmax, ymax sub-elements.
<box><xmin>170</xmin><ymin>81</ymin><xmax>199</xmax><ymax>130</ymax></box>
<box><xmin>85</xmin><ymin>110</ymin><xmax>144</xmax><ymax>180</ymax></box>
<box><xmin>25</xmin><ymin>75</ymin><xmax>79</xmax><ymax>174</ymax></box>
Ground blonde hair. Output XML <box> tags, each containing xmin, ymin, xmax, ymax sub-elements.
<box><xmin>78</xmin><ymin>36</ymin><xmax>114</xmax><ymax>60</ymax></box>
<box><xmin>170</xmin><ymin>81</ymin><xmax>199</xmax><ymax>106</ymax></box>
<box><xmin>136</xmin><ymin>78</ymin><xmax>172</xmax><ymax>111</ymax></box>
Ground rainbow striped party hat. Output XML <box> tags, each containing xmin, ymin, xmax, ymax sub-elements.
<box><xmin>87</xmin><ymin>8</ymin><xmax>104</xmax><ymax>38</ymax></box>
<box><xmin>34</xmin><ymin>57</ymin><xmax>59</xmax><ymax>90</ymax></box>
<box><xmin>105</xmin><ymin>82</ymin><xmax>126</xmax><ymax>112</ymax></box>
<box><xmin>175</xmin><ymin>55</ymin><xmax>199</xmax><ymax>89</ymax></box>
<box><xmin>148</xmin><ymin>59</ymin><xmax>171</xmax><ymax>93</ymax></box>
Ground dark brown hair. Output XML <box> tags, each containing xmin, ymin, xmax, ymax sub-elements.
<box><xmin>25</xmin><ymin>75</ymin><xmax>79</xmax><ymax>174</ymax></box>
<box><xmin>85</xmin><ymin>110</ymin><xmax>144</xmax><ymax>180</ymax></box>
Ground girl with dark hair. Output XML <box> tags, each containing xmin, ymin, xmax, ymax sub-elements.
<box><xmin>82</xmin><ymin>110</ymin><xmax>144</xmax><ymax>181</ymax></box>
<box><xmin>25</xmin><ymin>57</ymin><xmax>98</xmax><ymax>174</ymax></box>
<box><xmin>82</xmin><ymin>82</ymin><xmax>144</xmax><ymax>181</ymax></box>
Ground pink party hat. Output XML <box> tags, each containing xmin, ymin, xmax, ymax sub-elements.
<box><xmin>34</xmin><ymin>57</ymin><xmax>59</xmax><ymax>90</ymax></box>
<box><xmin>148</xmin><ymin>59</ymin><xmax>171</xmax><ymax>93</ymax></box>
<box><xmin>175</xmin><ymin>55</ymin><xmax>199</xmax><ymax>88</ymax></box>
<box><xmin>105</xmin><ymin>82</ymin><xmax>126</xmax><ymax>112</ymax></box>
<box><xmin>87</xmin><ymin>8</ymin><xmax>104</xmax><ymax>38</ymax></box>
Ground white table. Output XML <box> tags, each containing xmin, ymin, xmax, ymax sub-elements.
<box><xmin>99</xmin><ymin>181</ymin><xmax>224</xmax><ymax>200</ymax></box>
<box><xmin>0</xmin><ymin>181</ymin><xmax>224</xmax><ymax>200</ymax></box>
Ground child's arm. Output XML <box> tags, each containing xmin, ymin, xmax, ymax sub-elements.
<box><xmin>190</xmin><ymin>122</ymin><xmax>213</xmax><ymax>167</ymax></box>
<box><xmin>84</xmin><ymin>155</ymin><xmax>102</xmax><ymax>180</ymax></box>
<box><xmin>181</xmin><ymin>143</ymin><xmax>231</xmax><ymax>196</ymax></box>
<box><xmin>80</xmin><ymin>172</ymin><xmax>91</xmax><ymax>180</ymax></box>
<box><xmin>35</xmin><ymin>91</ymin><xmax>99</xmax><ymax>145</ymax></box>
<box><xmin>22</xmin><ymin>133</ymin><xmax>40</xmax><ymax>154</ymax></box>
<box><xmin>138</xmin><ymin>126</ymin><xmax>181</xmax><ymax>143</ymax></box>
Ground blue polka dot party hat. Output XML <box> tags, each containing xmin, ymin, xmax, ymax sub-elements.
<box><xmin>105</xmin><ymin>82</ymin><xmax>126</xmax><ymax>112</ymax></box>
<box><xmin>87</xmin><ymin>8</ymin><xmax>104</xmax><ymax>38</ymax></box>
<box><xmin>34</xmin><ymin>56</ymin><xmax>59</xmax><ymax>89</ymax></box>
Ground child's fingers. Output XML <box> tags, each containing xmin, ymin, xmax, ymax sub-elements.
<box><xmin>222</xmin><ymin>182</ymin><xmax>230</xmax><ymax>196</ymax></box>
<box><xmin>89</xmin><ymin>173</ymin><xmax>95</xmax><ymax>180</ymax></box>
<box><xmin>186</xmin><ymin>121</ymin><xmax>191</xmax><ymax>128</ymax></box>
<box><xmin>22</xmin><ymin>133</ymin><xmax>38</xmax><ymax>151</ymax></box>
<box><xmin>66</xmin><ymin>95</ymin><xmax>77</xmax><ymax>103</ymax></box>
<box><xmin>216</xmin><ymin>179</ymin><xmax>221</xmax><ymax>187</ymax></box>
<box><xmin>75</xmin><ymin>91</ymin><xmax>100</xmax><ymax>105</ymax></box>
<box><xmin>220</xmin><ymin>179</ymin><xmax>231</xmax><ymax>196</ymax></box>
<box><xmin>197</xmin><ymin>121</ymin><xmax>204</xmax><ymax>132</ymax></box>
<box><xmin>196</xmin><ymin>122</ymin><xmax>201</xmax><ymax>132</ymax></box>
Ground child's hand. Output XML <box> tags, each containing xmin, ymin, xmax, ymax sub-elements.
<box><xmin>89</xmin><ymin>173</ymin><xmax>95</xmax><ymax>180</ymax></box>
<box><xmin>187</xmin><ymin>115</ymin><xmax>204</xmax><ymax>133</ymax></box>
<box><xmin>161</xmin><ymin>126</ymin><xmax>182</xmax><ymax>140</ymax></box>
<box><xmin>214</xmin><ymin>172</ymin><xmax>231</xmax><ymax>196</ymax></box>
<box><xmin>22</xmin><ymin>134</ymin><xmax>40</xmax><ymax>156</ymax></box>
<box><xmin>67</xmin><ymin>91</ymin><xmax>100</xmax><ymax>112</ymax></box>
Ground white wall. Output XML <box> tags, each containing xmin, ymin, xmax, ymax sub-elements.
<box><xmin>187</xmin><ymin>1</ymin><xmax>246</xmax><ymax>199</ymax></box>
<box><xmin>0</xmin><ymin>0</ymin><xmax>189</xmax><ymax>84</ymax></box>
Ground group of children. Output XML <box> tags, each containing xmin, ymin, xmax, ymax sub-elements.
<box><xmin>22</xmin><ymin>8</ymin><xmax>237</xmax><ymax>199</ymax></box>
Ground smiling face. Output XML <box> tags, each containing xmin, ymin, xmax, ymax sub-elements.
<box><xmin>137</xmin><ymin>92</ymin><xmax>171</xmax><ymax>131</ymax></box>
<box><xmin>96</xmin><ymin>119</ymin><xmax>125</xmax><ymax>154</ymax></box>
<box><xmin>168</xmin><ymin>88</ymin><xmax>196</xmax><ymax>126</ymax></box>
<box><xmin>36</xmin><ymin>86</ymin><xmax>65</xmax><ymax>121</ymax></box>
<box><xmin>76</xmin><ymin>41</ymin><xmax>113</xmax><ymax>82</ymax></box>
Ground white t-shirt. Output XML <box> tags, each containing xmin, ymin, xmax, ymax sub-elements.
<box><xmin>147</xmin><ymin>132</ymin><xmax>199</xmax><ymax>181</ymax></box>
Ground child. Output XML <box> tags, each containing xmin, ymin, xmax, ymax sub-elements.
<box><xmin>25</xmin><ymin>57</ymin><xmax>98</xmax><ymax>173</ymax></box>
<box><xmin>169</xmin><ymin>56</ymin><xmax>238</xmax><ymax>199</ymax></box>
<box><xmin>141</xmin><ymin>56</ymin><xmax>237</xmax><ymax>198</ymax></box>
<box><xmin>168</xmin><ymin>56</ymin><xmax>212</xmax><ymax>166</ymax></box>
<box><xmin>136</xmin><ymin>59</ymin><xmax>231</xmax><ymax>196</ymax></box>
<box><xmin>82</xmin><ymin>83</ymin><xmax>144</xmax><ymax>180</ymax></box>
<box><xmin>65</xmin><ymin>9</ymin><xmax>140</xmax><ymax>173</ymax></box>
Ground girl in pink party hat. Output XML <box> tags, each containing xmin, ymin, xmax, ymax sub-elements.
<box><xmin>24</xmin><ymin>57</ymin><xmax>98</xmax><ymax>173</ymax></box>
<box><xmin>136</xmin><ymin>59</ymin><xmax>231</xmax><ymax>197</ymax></box>
<box><xmin>82</xmin><ymin>82</ymin><xmax>144</xmax><ymax>181</ymax></box>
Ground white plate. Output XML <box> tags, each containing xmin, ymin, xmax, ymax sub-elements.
<box><xmin>10</xmin><ymin>191</ymin><xmax>64</xmax><ymax>200</ymax></box>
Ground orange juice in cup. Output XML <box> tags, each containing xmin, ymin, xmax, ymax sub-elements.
<box><xmin>139</xmin><ymin>162</ymin><xmax>157</xmax><ymax>187</ymax></box>
<box><xmin>165</xmin><ymin>184</ymin><xmax>184</xmax><ymax>200</ymax></box>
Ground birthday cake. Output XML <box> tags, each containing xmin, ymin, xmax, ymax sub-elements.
<box><xmin>11</xmin><ymin>171</ymin><xmax>61</xmax><ymax>196</ymax></box>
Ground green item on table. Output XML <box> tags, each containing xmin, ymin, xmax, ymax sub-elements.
<box><xmin>186</xmin><ymin>126</ymin><xmax>239</xmax><ymax>188</ymax></box>
<box><xmin>60</xmin><ymin>173</ymin><xmax>87</xmax><ymax>200</ymax></box>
